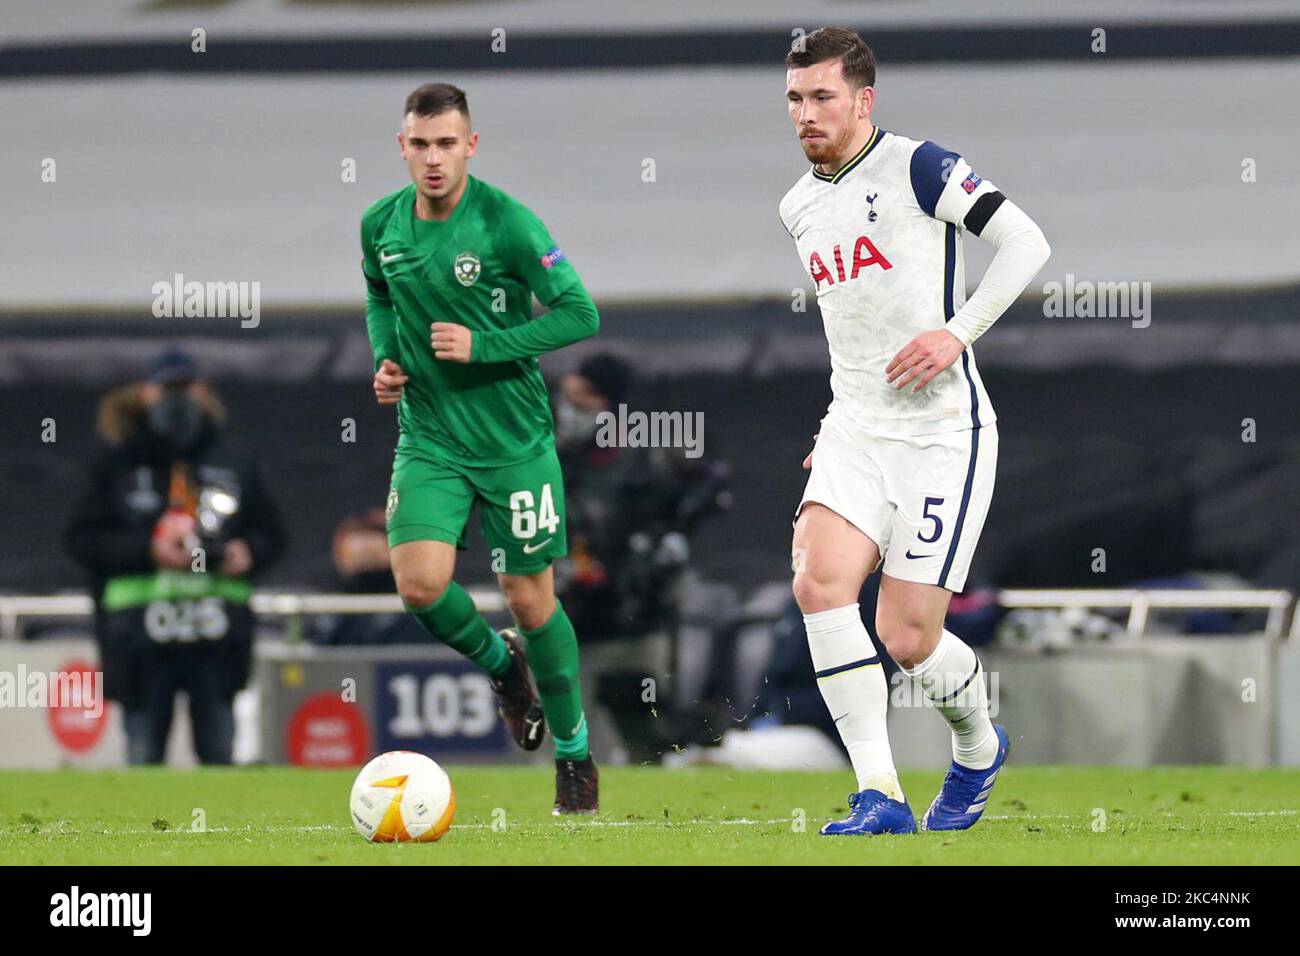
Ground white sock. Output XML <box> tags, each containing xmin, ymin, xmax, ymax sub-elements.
<box><xmin>805</xmin><ymin>604</ymin><xmax>903</xmax><ymax>802</ymax></box>
<box><xmin>900</xmin><ymin>629</ymin><xmax>998</xmax><ymax>770</ymax></box>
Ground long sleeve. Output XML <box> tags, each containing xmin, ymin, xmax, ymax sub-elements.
<box><xmin>364</xmin><ymin>277</ymin><xmax>400</xmax><ymax>372</ymax></box>
<box><xmin>946</xmin><ymin>198</ymin><xmax>1051</xmax><ymax>347</ymax></box>
<box><xmin>910</xmin><ymin>143</ymin><xmax>1051</xmax><ymax>347</ymax></box>
<box><xmin>361</xmin><ymin>214</ymin><xmax>400</xmax><ymax>372</ymax></box>
<box><xmin>471</xmin><ymin>283</ymin><xmax>599</xmax><ymax>363</ymax></box>
<box><xmin>471</xmin><ymin>198</ymin><xmax>599</xmax><ymax>363</ymax></box>
<box><xmin>63</xmin><ymin>456</ymin><xmax>155</xmax><ymax>578</ymax></box>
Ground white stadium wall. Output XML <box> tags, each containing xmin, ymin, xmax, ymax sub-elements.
<box><xmin>1</xmin><ymin>60</ymin><xmax>1297</xmax><ymax>309</ymax></box>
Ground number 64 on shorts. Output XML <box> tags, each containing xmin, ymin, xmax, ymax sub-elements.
<box><xmin>386</xmin><ymin>445</ymin><xmax>569</xmax><ymax>575</ymax></box>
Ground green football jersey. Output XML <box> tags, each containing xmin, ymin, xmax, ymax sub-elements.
<box><xmin>361</xmin><ymin>176</ymin><xmax>595</xmax><ymax>467</ymax></box>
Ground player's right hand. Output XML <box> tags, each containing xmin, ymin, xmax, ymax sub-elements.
<box><xmin>374</xmin><ymin>359</ymin><xmax>407</xmax><ymax>405</ymax></box>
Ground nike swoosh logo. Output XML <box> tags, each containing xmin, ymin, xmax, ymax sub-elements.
<box><xmin>380</xmin><ymin>251</ymin><xmax>405</xmax><ymax>263</ymax></box>
<box><xmin>522</xmin><ymin>538</ymin><xmax>553</xmax><ymax>554</ymax></box>
<box><xmin>905</xmin><ymin>550</ymin><xmax>935</xmax><ymax>559</ymax></box>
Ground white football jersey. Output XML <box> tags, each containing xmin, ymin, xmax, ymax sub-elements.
<box><xmin>780</xmin><ymin>128</ymin><xmax>1003</xmax><ymax>437</ymax></box>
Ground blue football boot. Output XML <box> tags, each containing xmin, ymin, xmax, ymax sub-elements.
<box><xmin>820</xmin><ymin>789</ymin><xmax>918</xmax><ymax>836</ymax></box>
<box><xmin>921</xmin><ymin>724</ymin><xmax>1010</xmax><ymax>831</ymax></box>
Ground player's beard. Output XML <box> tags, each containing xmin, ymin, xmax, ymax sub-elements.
<box><xmin>799</xmin><ymin>128</ymin><xmax>851</xmax><ymax>168</ymax></box>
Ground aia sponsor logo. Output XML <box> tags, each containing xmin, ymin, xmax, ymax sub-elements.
<box><xmin>808</xmin><ymin>235</ymin><xmax>892</xmax><ymax>289</ymax></box>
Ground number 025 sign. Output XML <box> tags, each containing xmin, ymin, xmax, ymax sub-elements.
<box><xmin>374</xmin><ymin>661</ymin><xmax>509</xmax><ymax>755</ymax></box>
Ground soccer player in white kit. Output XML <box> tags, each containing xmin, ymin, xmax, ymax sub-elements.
<box><xmin>780</xmin><ymin>28</ymin><xmax>1051</xmax><ymax>835</ymax></box>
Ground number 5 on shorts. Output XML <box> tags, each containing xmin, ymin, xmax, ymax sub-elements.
<box><xmin>919</xmin><ymin>495</ymin><xmax>945</xmax><ymax>543</ymax></box>
<box><xmin>509</xmin><ymin>483</ymin><xmax>560</xmax><ymax>540</ymax></box>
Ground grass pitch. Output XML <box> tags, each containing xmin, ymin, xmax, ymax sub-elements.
<box><xmin>0</xmin><ymin>765</ymin><xmax>1296</xmax><ymax>865</ymax></box>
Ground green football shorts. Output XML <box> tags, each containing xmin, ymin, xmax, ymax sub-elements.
<box><xmin>386</xmin><ymin>445</ymin><xmax>567</xmax><ymax>576</ymax></box>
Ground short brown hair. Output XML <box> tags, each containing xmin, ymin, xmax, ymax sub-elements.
<box><xmin>404</xmin><ymin>82</ymin><xmax>470</xmax><ymax>122</ymax></box>
<box><xmin>786</xmin><ymin>27</ymin><xmax>876</xmax><ymax>88</ymax></box>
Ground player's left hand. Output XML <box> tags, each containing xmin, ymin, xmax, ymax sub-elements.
<box><xmin>886</xmin><ymin>329</ymin><xmax>966</xmax><ymax>392</ymax></box>
<box><xmin>431</xmin><ymin>322</ymin><xmax>473</xmax><ymax>362</ymax></box>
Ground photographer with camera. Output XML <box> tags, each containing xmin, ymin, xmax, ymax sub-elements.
<box><xmin>554</xmin><ymin>354</ymin><xmax>731</xmax><ymax>759</ymax></box>
<box><xmin>65</xmin><ymin>347</ymin><xmax>286</xmax><ymax>765</ymax></box>
<box><xmin>556</xmin><ymin>355</ymin><xmax>730</xmax><ymax>639</ymax></box>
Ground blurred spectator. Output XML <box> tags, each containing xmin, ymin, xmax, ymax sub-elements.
<box><xmin>64</xmin><ymin>346</ymin><xmax>285</xmax><ymax>765</ymax></box>
<box><xmin>555</xmin><ymin>354</ymin><xmax>731</xmax><ymax>641</ymax></box>
<box><xmin>554</xmin><ymin>353</ymin><xmax>731</xmax><ymax>760</ymax></box>
<box><xmin>333</xmin><ymin>508</ymin><xmax>393</xmax><ymax>593</ymax></box>
<box><xmin>311</xmin><ymin>508</ymin><xmax>426</xmax><ymax>644</ymax></box>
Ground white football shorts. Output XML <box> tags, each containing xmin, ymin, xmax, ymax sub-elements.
<box><xmin>796</xmin><ymin>413</ymin><xmax>999</xmax><ymax>592</ymax></box>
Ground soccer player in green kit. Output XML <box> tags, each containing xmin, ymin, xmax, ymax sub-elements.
<box><xmin>361</xmin><ymin>83</ymin><xmax>599</xmax><ymax>814</ymax></box>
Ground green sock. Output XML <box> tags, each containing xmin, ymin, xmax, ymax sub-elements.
<box><xmin>522</xmin><ymin>602</ymin><xmax>588</xmax><ymax>760</ymax></box>
<box><xmin>406</xmin><ymin>582</ymin><xmax>509</xmax><ymax>678</ymax></box>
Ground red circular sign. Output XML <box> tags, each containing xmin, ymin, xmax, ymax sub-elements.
<box><xmin>46</xmin><ymin>659</ymin><xmax>109</xmax><ymax>753</ymax></box>
<box><xmin>285</xmin><ymin>692</ymin><xmax>370</xmax><ymax>766</ymax></box>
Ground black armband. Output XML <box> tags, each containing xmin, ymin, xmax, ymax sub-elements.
<box><xmin>963</xmin><ymin>191</ymin><xmax>1006</xmax><ymax>237</ymax></box>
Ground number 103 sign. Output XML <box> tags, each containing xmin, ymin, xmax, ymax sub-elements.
<box><xmin>375</xmin><ymin>661</ymin><xmax>509</xmax><ymax>755</ymax></box>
